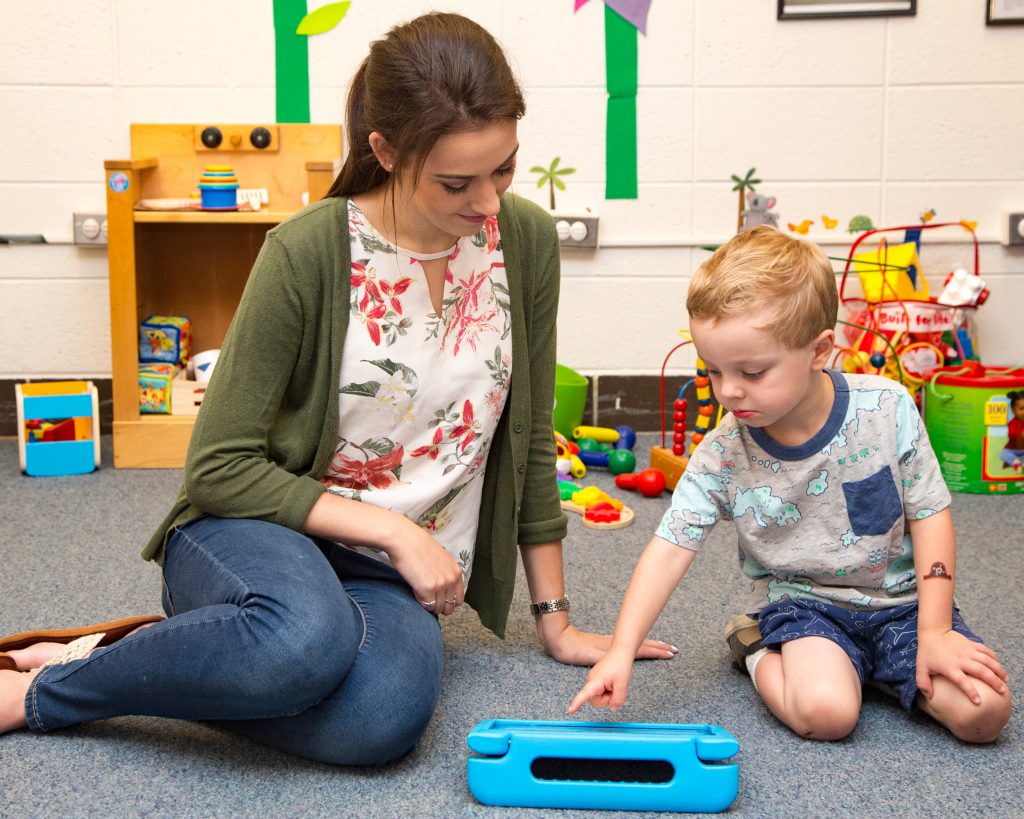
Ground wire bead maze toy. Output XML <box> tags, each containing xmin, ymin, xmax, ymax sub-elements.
<box><xmin>834</xmin><ymin>220</ymin><xmax>987</xmax><ymax>400</ymax></box>
<box><xmin>651</xmin><ymin>333</ymin><xmax>722</xmax><ymax>490</ymax></box>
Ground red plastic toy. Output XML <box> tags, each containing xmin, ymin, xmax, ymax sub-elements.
<box><xmin>616</xmin><ymin>468</ymin><xmax>668</xmax><ymax>498</ymax></box>
<box><xmin>584</xmin><ymin>502</ymin><xmax>622</xmax><ymax>524</ymax></box>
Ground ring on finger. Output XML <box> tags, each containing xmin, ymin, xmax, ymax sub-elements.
<box><xmin>420</xmin><ymin>599</ymin><xmax>437</xmax><ymax>609</ymax></box>
<box><xmin>445</xmin><ymin>596</ymin><xmax>458</xmax><ymax>605</ymax></box>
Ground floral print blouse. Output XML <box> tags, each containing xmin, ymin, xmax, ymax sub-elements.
<box><xmin>320</xmin><ymin>200</ymin><xmax>512</xmax><ymax>581</ymax></box>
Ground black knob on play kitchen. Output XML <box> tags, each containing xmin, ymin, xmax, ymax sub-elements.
<box><xmin>201</xmin><ymin>127</ymin><xmax>223</xmax><ymax>148</ymax></box>
<box><xmin>250</xmin><ymin>127</ymin><xmax>272</xmax><ymax>149</ymax></box>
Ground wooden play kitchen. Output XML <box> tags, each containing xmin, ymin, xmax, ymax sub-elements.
<box><xmin>104</xmin><ymin>123</ymin><xmax>342</xmax><ymax>467</ymax></box>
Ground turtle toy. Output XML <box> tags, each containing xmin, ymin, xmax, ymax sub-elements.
<box><xmin>847</xmin><ymin>214</ymin><xmax>875</xmax><ymax>233</ymax></box>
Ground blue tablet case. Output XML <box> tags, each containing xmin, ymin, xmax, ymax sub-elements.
<box><xmin>467</xmin><ymin>719</ymin><xmax>739</xmax><ymax>813</ymax></box>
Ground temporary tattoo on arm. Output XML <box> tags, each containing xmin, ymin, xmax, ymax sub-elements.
<box><xmin>923</xmin><ymin>562</ymin><xmax>952</xmax><ymax>581</ymax></box>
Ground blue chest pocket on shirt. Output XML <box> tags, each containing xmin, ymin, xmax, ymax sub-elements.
<box><xmin>842</xmin><ymin>465</ymin><xmax>902</xmax><ymax>536</ymax></box>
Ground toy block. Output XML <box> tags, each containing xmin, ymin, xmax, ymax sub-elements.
<box><xmin>650</xmin><ymin>446</ymin><xmax>689</xmax><ymax>490</ymax></box>
<box><xmin>139</xmin><ymin>315</ymin><xmax>192</xmax><ymax>368</ymax></box>
<box><xmin>139</xmin><ymin>363</ymin><xmax>176</xmax><ymax>414</ymax></box>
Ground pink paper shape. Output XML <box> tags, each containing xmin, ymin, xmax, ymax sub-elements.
<box><xmin>574</xmin><ymin>0</ymin><xmax>591</xmax><ymax>10</ymax></box>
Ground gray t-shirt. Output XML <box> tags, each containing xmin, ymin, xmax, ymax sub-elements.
<box><xmin>655</xmin><ymin>371</ymin><xmax>951</xmax><ymax>614</ymax></box>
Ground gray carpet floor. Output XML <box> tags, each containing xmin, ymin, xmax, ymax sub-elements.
<box><xmin>0</xmin><ymin>433</ymin><xmax>1020</xmax><ymax>818</ymax></box>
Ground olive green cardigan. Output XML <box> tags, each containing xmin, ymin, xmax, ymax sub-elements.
<box><xmin>143</xmin><ymin>194</ymin><xmax>568</xmax><ymax>637</ymax></box>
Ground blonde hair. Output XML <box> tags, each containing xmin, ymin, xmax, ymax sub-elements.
<box><xmin>686</xmin><ymin>225</ymin><xmax>838</xmax><ymax>348</ymax></box>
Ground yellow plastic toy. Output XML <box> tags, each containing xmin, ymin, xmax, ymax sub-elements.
<box><xmin>572</xmin><ymin>425</ymin><xmax>619</xmax><ymax>445</ymax></box>
<box><xmin>852</xmin><ymin>241</ymin><xmax>928</xmax><ymax>303</ymax></box>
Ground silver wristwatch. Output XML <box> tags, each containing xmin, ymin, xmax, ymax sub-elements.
<box><xmin>529</xmin><ymin>596</ymin><xmax>570</xmax><ymax>616</ymax></box>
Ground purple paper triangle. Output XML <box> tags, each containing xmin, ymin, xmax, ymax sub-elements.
<box><xmin>605</xmin><ymin>0</ymin><xmax>651</xmax><ymax>34</ymax></box>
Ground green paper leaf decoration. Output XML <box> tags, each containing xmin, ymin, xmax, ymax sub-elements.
<box><xmin>730</xmin><ymin>168</ymin><xmax>761</xmax><ymax>192</ymax></box>
<box><xmin>533</xmin><ymin>156</ymin><xmax>577</xmax><ymax>209</ymax></box>
<box><xmin>296</xmin><ymin>2</ymin><xmax>351</xmax><ymax>36</ymax></box>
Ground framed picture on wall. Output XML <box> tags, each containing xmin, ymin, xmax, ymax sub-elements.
<box><xmin>986</xmin><ymin>0</ymin><xmax>1024</xmax><ymax>24</ymax></box>
<box><xmin>778</xmin><ymin>0</ymin><xmax>916</xmax><ymax>19</ymax></box>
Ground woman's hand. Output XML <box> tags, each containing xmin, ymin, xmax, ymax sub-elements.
<box><xmin>384</xmin><ymin>520</ymin><xmax>465</xmax><ymax>616</ymax></box>
<box><xmin>535</xmin><ymin>614</ymin><xmax>677</xmax><ymax>667</ymax></box>
<box><xmin>305</xmin><ymin>493</ymin><xmax>464</xmax><ymax>616</ymax></box>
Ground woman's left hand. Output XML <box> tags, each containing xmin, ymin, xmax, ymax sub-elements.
<box><xmin>535</xmin><ymin>616</ymin><xmax>677</xmax><ymax>667</ymax></box>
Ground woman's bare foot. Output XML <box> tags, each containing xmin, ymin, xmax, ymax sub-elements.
<box><xmin>7</xmin><ymin>642</ymin><xmax>68</xmax><ymax>671</ymax></box>
<box><xmin>1</xmin><ymin>669</ymin><xmax>38</xmax><ymax>734</ymax></box>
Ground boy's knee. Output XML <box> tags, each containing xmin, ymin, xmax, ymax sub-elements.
<box><xmin>790</xmin><ymin>690</ymin><xmax>859</xmax><ymax>741</ymax></box>
<box><xmin>944</xmin><ymin>685</ymin><xmax>1012</xmax><ymax>744</ymax></box>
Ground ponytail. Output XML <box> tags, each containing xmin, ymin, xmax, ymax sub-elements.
<box><xmin>326</xmin><ymin>59</ymin><xmax>391</xmax><ymax>198</ymax></box>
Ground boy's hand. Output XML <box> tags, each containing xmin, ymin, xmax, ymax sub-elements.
<box><xmin>916</xmin><ymin>628</ymin><xmax>1010</xmax><ymax>704</ymax></box>
<box><xmin>537</xmin><ymin>616</ymin><xmax>677</xmax><ymax>666</ymax></box>
<box><xmin>566</xmin><ymin>649</ymin><xmax>635</xmax><ymax>714</ymax></box>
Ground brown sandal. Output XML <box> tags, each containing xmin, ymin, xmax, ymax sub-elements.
<box><xmin>0</xmin><ymin>614</ymin><xmax>165</xmax><ymax>670</ymax></box>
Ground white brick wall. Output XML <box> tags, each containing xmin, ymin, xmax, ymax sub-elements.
<box><xmin>1</xmin><ymin>0</ymin><xmax>1021</xmax><ymax>379</ymax></box>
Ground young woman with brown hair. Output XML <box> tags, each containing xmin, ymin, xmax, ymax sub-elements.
<box><xmin>0</xmin><ymin>12</ymin><xmax>674</xmax><ymax>764</ymax></box>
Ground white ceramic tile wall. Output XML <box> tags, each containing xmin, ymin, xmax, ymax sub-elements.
<box><xmin>1</xmin><ymin>1</ymin><xmax>1021</xmax><ymax>379</ymax></box>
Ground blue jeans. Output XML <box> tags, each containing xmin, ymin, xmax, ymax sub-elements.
<box><xmin>24</xmin><ymin>517</ymin><xmax>444</xmax><ymax>765</ymax></box>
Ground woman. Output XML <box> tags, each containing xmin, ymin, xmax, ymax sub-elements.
<box><xmin>0</xmin><ymin>12</ymin><xmax>673</xmax><ymax>764</ymax></box>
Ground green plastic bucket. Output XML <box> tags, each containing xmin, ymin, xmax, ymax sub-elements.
<box><xmin>553</xmin><ymin>364</ymin><xmax>589</xmax><ymax>438</ymax></box>
<box><xmin>922</xmin><ymin>363</ymin><xmax>1024</xmax><ymax>495</ymax></box>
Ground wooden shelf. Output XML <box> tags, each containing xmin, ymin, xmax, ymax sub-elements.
<box><xmin>105</xmin><ymin>123</ymin><xmax>343</xmax><ymax>469</ymax></box>
<box><xmin>133</xmin><ymin>209</ymin><xmax>295</xmax><ymax>225</ymax></box>
<box><xmin>112</xmin><ymin>416</ymin><xmax>198</xmax><ymax>469</ymax></box>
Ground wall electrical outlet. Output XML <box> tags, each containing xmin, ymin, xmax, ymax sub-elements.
<box><xmin>73</xmin><ymin>213</ymin><xmax>108</xmax><ymax>245</ymax></box>
<box><xmin>553</xmin><ymin>213</ymin><xmax>599</xmax><ymax>249</ymax></box>
<box><xmin>1000</xmin><ymin>212</ymin><xmax>1024</xmax><ymax>247</ymax></box>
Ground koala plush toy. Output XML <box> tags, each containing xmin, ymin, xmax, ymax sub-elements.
<box><xmin>741</xmin><ymin>191</ymin><xmax>779</xmax><ymax>230</ymax></box>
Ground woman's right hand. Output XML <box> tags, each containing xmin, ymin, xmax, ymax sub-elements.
<box><xmin>304</xmin><ymin>492</ymin><xmax>464</xmax><ymax>616</ymax></box>
<box><xmin>383</xmin><ymin>518</ymin><xmax>465</xmax><ymax>617</ymax></box>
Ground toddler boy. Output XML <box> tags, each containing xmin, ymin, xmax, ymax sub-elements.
<box><xmin>569</xmin><ymin>226</ymin><xmax>1010</xmax><ymax>742</ymax></box>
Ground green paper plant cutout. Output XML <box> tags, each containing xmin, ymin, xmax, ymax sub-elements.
<box><xmin>730</xmin><ymin>167</ymin><xmax>761</xmax><ymax>232</ymax></box>
<box><xmin>574</xmin><ymin>2</ymin><xmax>647</xmax><ymax>200</ymax></box>
<box><xmin>297</xmin><ymin>1</ymin><xmax>350</xmax><ymax>35</ymax></box>
<box><xmin>531</xmin><ymin>157</ymin><xmax>577</xmax><ymax>211</ymax></box>
<box><xmin>274</xmin><ymin>0</ymin><xmax>351</xmax><ymax>123</ymax></box>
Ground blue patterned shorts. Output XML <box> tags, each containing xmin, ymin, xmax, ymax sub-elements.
<box><xmin>757</xmin><ymin>599</ymin><xmax>981</xmax><ymax>712</ymax></box>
